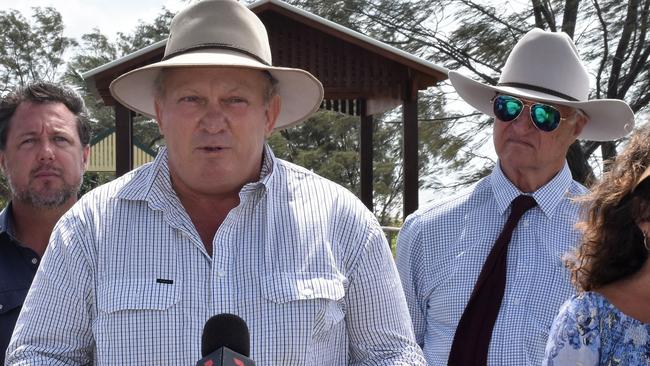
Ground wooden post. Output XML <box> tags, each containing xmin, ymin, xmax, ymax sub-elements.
<box><xmin>115</xmin><ymin>103</ymin><xmax>133</xmax><ymax>177</ymax></box>
<box><xmin>403</xmin><ymin>79</ymin><xmax>419</xmax><ymax>218</ymax></box>
<box><xmin>358</xmin><ymin>98</ymin><xmax>373</xmax><ymax>212</ymax></box>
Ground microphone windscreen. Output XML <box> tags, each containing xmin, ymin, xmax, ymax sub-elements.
<box><xmin>201</xmin><ymin>314</ymin><xmax>250</xmax><ymax>358</ymax></box>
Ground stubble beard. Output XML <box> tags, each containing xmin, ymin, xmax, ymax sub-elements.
<box><xmin>7</xmin><ymin>173</ymin><xmax>82</xmax><ymax>209</ymax></box>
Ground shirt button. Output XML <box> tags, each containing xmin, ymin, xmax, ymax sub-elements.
<box><xmin>302</xmin><ymin>288</ymin><xmax>314</xmax><ymax>298</ymax></box>
<box><xmin>217</xmin><ymin>270</ymin><xmax>226</xmax><ymax>277</ymax></box>
<box><xmin>0</xmin><ymin>304</ymin><xmax>3</xmax><ymax>310</ymax></box>
<box><xmin>31</xmin><ymin>258</ymin><xmax>38</xmax><ymax>265</ymax></box>
<box><xmin>522</xmin><ymin>220</ymin><xmax>529</xmax><ymax>227</ymax></box>
<box><xmin>513</xmin><ymin>298</ymin><xmax>521</xmax><ymax>306</ymax></box>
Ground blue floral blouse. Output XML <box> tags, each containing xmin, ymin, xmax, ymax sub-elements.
<box><xmin>543</xmin><ymin>292</ymin><xmax>650</xmax><ymax>365</ymax></box>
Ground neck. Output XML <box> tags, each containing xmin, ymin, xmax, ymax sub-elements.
<box><xmin>630</xmin><ymin>257</ymin><xmax>650</xmax><ymax>292</ymax></box>
<box><xmin>500</xmin><ymin>162</ymin><xmax>564</xmax><ymax>193</ymax></box>
<box><xmin>176</xmin><ymin>189</ymin><xmax>241</xmax><ymax>257</ymax></box>
<box><xmin>11</xmin><ymin>197</ymin><xmax>76</xmax><ymax>257</ymax></box>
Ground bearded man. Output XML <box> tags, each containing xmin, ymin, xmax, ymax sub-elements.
<box><xmin>0</xmin><ymin>81</ymin><xmax>90</xmax><ymax>363</ymax></box>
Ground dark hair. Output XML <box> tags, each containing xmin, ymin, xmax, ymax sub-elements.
<box><xmin>569</xmin><ymin>124</ymin><xmax>650</xmax><ymax>291</ymax></box>
<box><xmin>0</xmin><ymin>81</ymin><xmax>92</xmax><ymax>150</ymax></box>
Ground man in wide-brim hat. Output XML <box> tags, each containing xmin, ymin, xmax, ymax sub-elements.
<box><xmin>7</xmin><ymin>0</ymin><xmax>426</xmax><ymax>365</ymax></box>
<box><xmin>396</xmin><ymin>28</ymin><xmax>635</xmax><ymax>365</ymax></box>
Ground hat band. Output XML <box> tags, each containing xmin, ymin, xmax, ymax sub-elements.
<box><xmin>163</xmin><ymin>43</ymin><xmax>271</xmax><ymax>66</ymax></box>
<box><xmin>497</xmin><ymin>82</ymin><xmax>579</xmax><ymax>102</ymax></box>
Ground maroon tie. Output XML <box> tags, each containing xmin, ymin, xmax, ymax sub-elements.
<box><xmin>448</xmin><ymin>195</ymin><xmax>537</xmax><ymax>365</ymax></box>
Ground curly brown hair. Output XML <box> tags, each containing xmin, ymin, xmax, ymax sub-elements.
<box><xmin>569</xmin><ymin>124</ymin><xmax>650</xmax><ymax>291</ymax></box>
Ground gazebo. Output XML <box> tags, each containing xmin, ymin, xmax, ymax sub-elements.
<box><xmin>82</xmin><ymin>0</ymin><xmax>448</xmax><ymax>217</ymax></box>
<box><xmin>87</xmin><ymin>128</ymin><xmax>156</xmax><ymax>173</ymax></box>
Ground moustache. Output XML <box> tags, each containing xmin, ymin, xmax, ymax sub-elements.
<box><xmin>30</xmin><ymin>164</ymin><xmax>63</xmax><ymax>177</ymax></box>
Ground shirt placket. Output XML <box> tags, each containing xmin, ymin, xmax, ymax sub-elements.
<box><xmin>501</xmin><ymin>209</ymin><xmax>535</xmax><ymax>364</ymax></box>
<box><xmin>210</xmin><ymin>185</ymin><xmax>259</xmax><ymax>316</ymax></box>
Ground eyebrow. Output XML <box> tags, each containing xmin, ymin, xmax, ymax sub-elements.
<box><xmin>16</xmin><ymin>128</ymin><xmax>74</xmax><ymax>138</ymax></box>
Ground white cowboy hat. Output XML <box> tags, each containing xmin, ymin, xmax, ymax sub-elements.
<box><xmin>109</xmin><ymin>0</ymin><xmax>324</xmax><ymax>130</ymax></box>
<box><xmin>449</xmin><ymin>28</ymin><xmax>634</xmax><ymax>141</ymax></box>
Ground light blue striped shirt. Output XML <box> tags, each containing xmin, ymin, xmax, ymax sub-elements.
<box><xmin>396</xmin><ymin>162</ymin><xmax>587</xmax><ymax>365</ymax></box>
<box><xmin>7</xmin><ymin>146</ymin><xmax>425</xmax><ymax>365</ymax></box>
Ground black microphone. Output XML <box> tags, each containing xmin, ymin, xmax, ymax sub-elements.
<box><xmin>196</xmin><ymin>314</ymin><xmax>255</xmax><ymax>366</ymax></box>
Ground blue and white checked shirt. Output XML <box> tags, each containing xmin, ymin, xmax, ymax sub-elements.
<box><xmin>7</xmin><ymin>146</ymin><xmax>425</xmax><ymax>366</ymax></box>
<box><xmin>396</xmin><ymin>162</ymin><xmax>587</xmax><ymax>365</ymax></box>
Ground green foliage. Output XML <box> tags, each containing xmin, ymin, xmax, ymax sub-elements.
<box><xmin>270</xmin><ymin>110</ymin><xmax>405</xmax><ymax>222</ymax></box>
<box><xmin>80</xmin><ymin>171</ymin><xmax>115</xmax><ymax>196</ymax></box>
<box><xmin>0</xmin><ymin>175</ymin><xmax>9</xmax><ymax>209</ymax></box>
<box><xmin>0</xmin><ymin>7</ymin><xmax>76</xmax><ymax>94</ymax></box>
<box><xmin>114</xmin><ymin>9</ymin><xmax>174</xmax><ymax>55</ymax></box>
<box><xmin>271</xmin><ymin>111</ymin><xmax>361</xmax><ymax>191</ymax></box>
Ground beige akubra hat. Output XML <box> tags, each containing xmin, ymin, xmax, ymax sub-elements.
<box><xmin>448</xmin><ymin>28</ymin><xmax>635</xmax><ymax>141</ymax></box>
<box><xmin>110</xmin><ymin>0</ymin><xmax>324</xmax><ymax>130</ymax></box>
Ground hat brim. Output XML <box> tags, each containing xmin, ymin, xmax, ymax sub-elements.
<box><xmin>448</xmin><ymin>71</ymin><xmax>635</xmax><ymax>141</ymax></box>
<box><xmin>110</xmin><ymin>49</ymin><xmax>324</xmax><ymax>131</ymax></box>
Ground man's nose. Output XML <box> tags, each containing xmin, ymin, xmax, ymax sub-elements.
<box><xmin>199</xmin><ymin>102</ymin><xmax>227</xmax><ymax>133</ymax></box>
<box><xmin>511</xmin><ymin>105</ymin><xmax>535</xmax><ymax>131</ymax></box>
<box><xmin>37</xmin><ymin>140</ymin><xmax>55</xmax><ymax>161</ymax></box>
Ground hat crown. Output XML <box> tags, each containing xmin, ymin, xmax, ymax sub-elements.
<box><xmin>498</xmin><ymin>28</ymin><xmax>590</xmax><ymax>101</ymax></box>
<box><xmin>165</xmin><ymin>0</ymin><xmax>272</xmax><ymax>65</ymax></box>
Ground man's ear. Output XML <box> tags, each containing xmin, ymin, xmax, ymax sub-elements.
<box><xmin>81</xmin><ymin>145</ymin><xmax>90</xmax><ymax>171</ymax></box>
<box><xmin>265</xmin><ymin>94</ymin><xmax>281</xmax><ymax>137</ymax></box>
<box><xmin>572</xmin><ymin>112</ymin><xmax>588</xmax><ymax>138</ymax></box>
<box><xmin>154</xmin><ymin>99</ymin><xmax>165</xmax><ymax>135</ymax></box>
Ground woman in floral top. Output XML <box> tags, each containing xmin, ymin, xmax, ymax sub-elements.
<box><xmin>543</xmin><ymin>125</ymin><xmax>650</xmax><ymax>366</ymax></box>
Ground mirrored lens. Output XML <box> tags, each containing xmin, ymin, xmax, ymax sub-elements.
<box><xmin>530</xmin><ymin>104</ymin><xmax>561</xmax><ymax>131</ymax></box>
<box><xmin>493</xmin><ymin>95</ymin><xmax>523</xmax><ymax>122</ymax></box>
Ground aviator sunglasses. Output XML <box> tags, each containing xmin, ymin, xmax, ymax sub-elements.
<box><xmin>492</xmin><ymin>94</ymin><xmax>577</xmax><ymax>132</ymax></box>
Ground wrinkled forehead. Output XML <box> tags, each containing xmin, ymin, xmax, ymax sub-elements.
<box><xmin>10</xmin><ymin>101</ymin><xmax>76</xmax><ymax>129</ymax></box>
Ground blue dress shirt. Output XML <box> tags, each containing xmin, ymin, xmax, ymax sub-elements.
<box><xmin>396</xmin><ymin>162</ymin><xmax>588</xmax><ymax>365</ymax></box>
<box><xmin>0</xmin><ymin>204</ymin><xmax>40</xmax><ymax>365</ymax></box>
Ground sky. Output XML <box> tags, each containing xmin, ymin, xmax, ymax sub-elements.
<box><xmin>1</xmin><ymin>0</ymin><xmax>187</xmax><ymax>42</ymax></box>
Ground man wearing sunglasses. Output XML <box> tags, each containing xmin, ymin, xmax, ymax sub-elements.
<box><xmin>396</xmin><ymin>28</ymin><xmax>635</xmax><ymax>365</ymax></box>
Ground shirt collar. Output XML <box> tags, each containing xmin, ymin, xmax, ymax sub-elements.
<box><xmin>0</xmin><ymin>202</ymin><xmax>17</xmax><ymax>239</ymax></box>
<box><xmin>255</xmin><ymin>144</ymin><xmax>277</xmax><ymax>189</ymax></box>
<box><xmin>490</xmin><ymin>161</ymin><xmax>573</xmax><ymax>218</ymax></box>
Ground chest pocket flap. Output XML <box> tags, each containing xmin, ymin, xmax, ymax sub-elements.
<box><xmin>97</xmin><ymin>278</ymin><xmax>180</xmax><ymax>313</ymax></box>
<box><xmin>262</xmin><ymin>272</ymin><xmax>345</xmax><ymax>303</ymax></box>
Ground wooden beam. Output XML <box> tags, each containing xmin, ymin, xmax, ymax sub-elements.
<box><xmin>115</xmin><ymin>103</ymin><xmax>133</xmax><ymax>176</ymax></box>
<box><xmin>403</xmin><ymin>79</ymin><xmax>419</xmax><ymax>218</ymax></box>
<box><xmin>359</xmin><ymin>98</ymin><xmax>373</xmax><ymax>212</ymax></box>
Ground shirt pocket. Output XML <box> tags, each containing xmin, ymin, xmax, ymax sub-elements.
<box><xmin>0</xmin><ymin>288</ymin><xmax>28</xmax><ymax>342</ymax></box>
<box><xmin>261</xmin><ymin>272</ymin><xmax>346</xmax><ymax>341</ymax></box>
<box><xmin>93</xmin><ymin>278</ymin><xmax>182</xmax><ymax>362</ymax></box>
<box><xmin>0</xmin><ymin>288</ymin><xmax>28</xmax><ymax>316</ymax></box>
<box><xmin>97</xmin><ymin>278</ymin><xmax>180</xmax><ymax>313</ymax></box>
